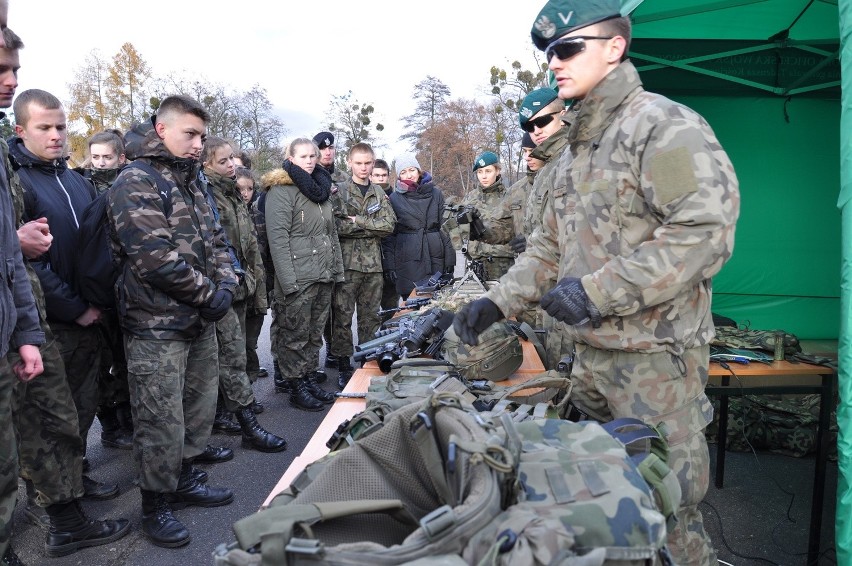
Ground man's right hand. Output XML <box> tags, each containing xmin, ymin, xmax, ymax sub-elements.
<box><xmin>75</xmin><ymin>305</ymin><xmax>102</xmax><ymax>327</ymax></box>
<box><xmin>14</xmin><ymin>344</ymin><xmax>43</xmax><ymax>382</ymax></box>
<box><xmin>509</xmin><ymin>234</ymin><xmax>526</xmax><ymax>254</ymax></box>
<box><xmin>17</xmin><ymin>217</ymin><xmax>52</xmax><ymax>259</ymax></box>
<box><xmin>200</xmin><ymin>288</ymin><xmax>233</xmax><ymax>321</ymax></box>
<box><xmin>453</xmin><ymin>298</ymin><xmax>504</xmax><ymax>345</ymax></box>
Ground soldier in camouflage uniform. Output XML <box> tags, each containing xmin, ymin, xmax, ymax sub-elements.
<box><xmin>444</xmin><ymin>151</ymin><xmax>514</xmax><ymax>282</ymax></box>
<box><xmin>2</xmin><ymin>29</ymin><xmax>130</xmax><ymax>561</ymax></box>
<box><xmin>201</xmin><ymin>137</ymin><xmax>286</xmax><ymax>452</ymax></box>
<box><xmin>454</xmin><ymin>3</ymin><xmax>740</xmax><ymax>564</ymax></box>
<box><xmin>329</xmin><ymin>143</ymin><xmax>396</xmax><ymax>388</ymax></box>
<box><xmin>107</xmin><ymin>95</ymin><xmax>238</xmax><ymax>548</ymax></box>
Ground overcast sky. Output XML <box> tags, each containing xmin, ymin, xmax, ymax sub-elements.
<box><xmin>9</xmin><ymin>1</ymin><xmax>546</xmax><ymax>160</ymax></box>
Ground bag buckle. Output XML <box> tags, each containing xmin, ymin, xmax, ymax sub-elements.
<box><xmin>285</xmin><ymin>537</ymin><xmax>322</xmax><ymax>555</ymax></box>
<box><xmin>419</xmin><ymin>505</ymin><xmax>456</xmax><ymax>541</ymax></box>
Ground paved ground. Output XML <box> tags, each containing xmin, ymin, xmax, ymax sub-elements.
<box><xmin>7</xmin><ymin>315</ymin><xmax>839</xmax><ymax>565</ymax></box>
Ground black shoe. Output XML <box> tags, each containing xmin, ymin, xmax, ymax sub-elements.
<box><xmin>82</xmin><ymin>475</ymin><xmax>119</xmax><ymax>500</ymax></box>
<box><xmin>289</xmin><ymin>378</ymin><xmax>325</xmax><ymax>412</ymax></box>
<box><xmin>235</xmin><ymin>407</ymin><xmax>287</xmax><ymax>453</ymax></box>
<box><xmin>2</xmin><ymin>545</ymin><xmax>24</xmax><ymax>566</ymax></box>
<box><xmin>250</xmin><ymin>400</ymin><xmax>265</xmax><ymax>414</ymax></box>
<box><xmin>256</xmin><ymin>367</ymin><xmax>269</xmax><ymax>378</ymax></box>
<box><xmin>305</xmin><ymin>372</ymin><xmax>335</xmax><ymax>404</ymax></box>
<box><xmin>190</xmin><ymin>466</ymin><xmax>208</xmax><ymax>484</ymax></box>
<box><xmin>98</xmin><ymin>406</ymin><xmax>133</xmax><ymax>449</ymax></box>
<box><xmin>166</xmin><ymin>463</ymin><xmax>234</xmax><ymax>509</ymax></box>
<box><xmin>274</xmin><ymin>376</ymin><xmax>292</xmax><ymax>393</ymax></box>
<box><xmin>212</xmin><ymin>407</ymin><xmax>242</xmax><ymax>435</ymax></box>
<box><xmin>337</xmin><ymin>358</ymin><xmax>354</xmax><ymax>390</ymax></box>
<box><xmin>325</xmin><ymin>353</ymin><xmax>338</xmax><ymax>368</ymax></box>
<box><xmin>44</xmin><ymin>500</ymin><xmax>130</xmax><ymax>557</ymax></box>
<box><xmin>140</xmin><ymin>489</ymin><xmax>190</xmax><ymax>548</ymax></box>
<box><xmin>194</xmin><ymin>444</ymin><xmax>234</xmax><ymax>464</ymax></box>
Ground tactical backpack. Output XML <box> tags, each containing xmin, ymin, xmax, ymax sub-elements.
<box><xmin>214</xmin><ymin>393</ymin><xmax>679</xmax><ymax>566</ymax></box>
<box><xmin>75</xmin><ymin>161</ymin><xmax>172</xmax><ymax>309</ymax></box>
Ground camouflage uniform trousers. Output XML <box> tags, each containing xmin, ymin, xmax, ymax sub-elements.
<box><xmin>244</xmin><ymin>307</ymin><xmax>266</xmax><ymax>380</ymax></box>
<box><xmin>272</xmin><ymin>282</ymin><xmax>332</xmax><ymax>381</ymax></box>
<box><xmin>475</xmin><ymin>256</ymin><xmax>514</xmax><ymax>282</ymax></box>
<box><xmin>329</xmin><ymin>270</ymin><xmax>383</xmax><ymax>358</ymax></box>
<box><xmin>0</xmin><ymin>357</ymin><xmax>17</xmax><ymax>559</ymax></box>
<box><xmin>51</xmin><ymin>322</ymin><xmax>102</xmax><ymax>449</ymax></box>
<box><xmin>124</xmin><ymin>324</ymin><xmax>218</xmax><ymax>492</ymax></box>
<box><xmin>570</xmin><ymin>343</ymin><xmax>718</xmax><ymax>566</ymax></box>
<box><xmin>97</xmin><ymin>313</ymin><xmax>130</xmax><ymax>410</ymax></box>
<box><xmin>216</xmin><ymin>300</ymin><xmax>255</xmax><ymax>412</ymax></box>
<box><xmin>10</xmin><ymin>324</ymin><xmax>84</xmax><ymax>506</ymax></box>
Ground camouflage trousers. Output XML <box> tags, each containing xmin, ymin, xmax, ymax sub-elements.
<box><xmin>272</xmin><ymin>282</ymin><xmax>331</xmax><ymax>381</ymax></box>
<box><xmin>97</xmin><ymin>313</ymin><xmax>130</xmax><ymax>410</ymax></box>
<box><xmin>0</xmin><ymin>356</ymin><xmax>17</xmax><ymax>558</ymax></box>
<box><xmin>217</xmin><ymin>301</ymin><xmax>254</xmax><ymax>412</ymax></box>
<box><xmin>330</xmin><ymin>271</ymin><xmax>383</xmax><ymax>357</ymax></box>
<box><xmin>52</xmin><ymin>322</ymin><xmax>102</xmax><ymax>447</ymax></box>
<box><xmin>244</xmin><ymin>309</ymin><xmax>266</xmax><ymax>379</ymax></box>
<box><xmin>570</xmin><ymin>344</ymin><xmax>717</xmax><ymax>566</ymax></box>
<box><xmin>10</xmin><ymin>323</ymin><xmax>84</xmax><ymax>506</ymax></box>
<box><xmin>124</xmin><ymin>324</ymin><xmax>218</xmax><ymax>492</ymax></box>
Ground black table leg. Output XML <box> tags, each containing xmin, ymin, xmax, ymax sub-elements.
<box><xmin>714</xmin><ymin>374</ymin><xmax>731</xmax><ymax>489</ymax></box>
<box><xmin>807</xmin><ymin>372</ymin><xmax>833</xmax><ymax>565</ymax></box>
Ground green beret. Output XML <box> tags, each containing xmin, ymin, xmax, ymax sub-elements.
<box><xmin>531</xmin><ymin>0</ymin><xmax>622</xmax><ymax>50</ymax></box>
<box><xmin>472</xmin><ymin>151</ymin><xmax>499</xmax><ymax>171</ymax></box>
<box><xmin>518</xmin><ymin>88</ymin><xmax>558</xmax><ymax>127</ymax></box>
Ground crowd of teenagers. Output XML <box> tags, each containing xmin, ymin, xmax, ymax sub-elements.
<box><xmin>0</xmin><ymin>0</ymin><xmax>741</xmax><ymax>564</ymax></box>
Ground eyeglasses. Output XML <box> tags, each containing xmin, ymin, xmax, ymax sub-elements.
<box><xmin>522</xmin><ymin>111</ymin><xmax>561</xmax><ymax>133</ymax></box>
<box><xmin>545</xmin><ymin>35</ymin><xmax>614</xmax><ymax>63</ymax></box>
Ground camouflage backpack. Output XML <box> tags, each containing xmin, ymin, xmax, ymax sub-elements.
<box><xmin>213</xmin><ymin>393</ymin><xmax>679</xmax><ymax>565</ymax></box>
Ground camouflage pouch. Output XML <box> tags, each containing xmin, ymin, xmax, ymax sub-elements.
<box><xmin>439</xmin><ymin>322</ymin><xmax>523</xmax><ymax>382</ymax></box>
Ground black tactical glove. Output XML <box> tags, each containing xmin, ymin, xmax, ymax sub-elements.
<box><xmin>200</xmin><ymin>288</ymin><xmax>234</xmax><ymax>322</ymax></box>
<box><xmin>383</xmin><ymin>269</ymin><xmax>397</xmax><ymax>284</ymax></box>
<box><xmin>508</xmin><ymin>234</ymin><xmax>526</xmax><ymax>254</ymax></box>
<box><xmin>540</xmin><ymin>277</ymin><xmax>601</xmax><ymax>327</ymax></box>
<box><xmin>453</xmin><ymin>298</ymin><xmax>504</xmax><ymax>346</ymax></box>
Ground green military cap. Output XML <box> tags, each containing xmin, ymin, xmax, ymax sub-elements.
<box><xmin>531</xmin><ymin>0</ymin><xmax>622</xmax><ymax>50</ymax></box>
<box><xmin>518</xmin><ymin>88</ymin><xmax>559</xmax><ymax>127</ymax></box>
<box><xmin>472</xmin><ymin>151</ymin><xmax>499</xmax><ymax>171</ymax></box>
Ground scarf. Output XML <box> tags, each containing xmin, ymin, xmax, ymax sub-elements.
<box><xmin>394</xmin><ymin>178</ymin><xmax>418</xmax><ymax>193</ymax></box>
<box><xmin>282</xmin><ymin>159</ymin><xmax>332</xmax><ymax>203</ymax></box>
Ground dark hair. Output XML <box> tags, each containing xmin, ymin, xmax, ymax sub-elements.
<box><xmin>374</xmin><ymin>159</ymin><xmax>390</xmax><ymax>171</ymax></box>
<box><xmin>235</xmin><ymin>166</ymin><xmax>256</xmax><ymax>188</ymax></box>
<box><xmin>88</xmin><ymin>129</ymin><xmax>125</xmax><ymax>155</ymax></box>
<box><xmin>2</xmin><ymin>26</ymin><xmax>23</xmax><ymax>49</ymax></box>
<box><xmin>156</xmin><ymin>94</ymin><xmax>209</xmax><ymax>125</ymax></box>
<box><xmin>599</xmin><ymin>16</ymin><xmax>632</xmax><ymax>61</ymax></box>
<box><xmin>348</xmin><ymin>142</ymin><xmax>374</xmax><ymax>158</ymax></box>
<box><xmin>201</xmin><ymin>136</ymin><xmax>232</xmax><ymax>165</ymax></box>
<box><xmin>13</xmin><ymin>89</ymin><xmax>61</xmax><ymax>127</ymax></box>
<box><xmin>233</xmin><ymin>148</ymin><xmax>252</xmax><ymax>169</ymax></box>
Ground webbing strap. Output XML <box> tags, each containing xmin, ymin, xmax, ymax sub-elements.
<box><xmin>634</xmin><ymin>453</ymin><xmax>682</xmax><ymax>531</ymax></box>
<box><xmin>409</xmin><ymin>403</ymin><xmax>457</xmax><ymax>507</ymax></box>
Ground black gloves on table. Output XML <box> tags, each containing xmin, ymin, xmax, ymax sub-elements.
<box><xmin>540</xmin><ymin>277</ymin><xmax>601</xmax><ymax>327</ymax></box>
<box><xmin>200</xmin><ymin>288</ymin><xmax>234</xmax><ymax>322</ymax></box>
<box><xmin>453</xmin><ymin>298</ymin><xmax>504</xmax><ymax>345</ymax></box>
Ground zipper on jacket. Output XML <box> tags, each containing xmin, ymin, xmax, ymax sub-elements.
<box><xmin>53</xmin><ymin>167</ymin><xmax>80</xmax><ymax>228</ymax></box>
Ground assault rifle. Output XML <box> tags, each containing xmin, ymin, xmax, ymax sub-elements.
<box><xmin>414</xmin><ymin>271</ymin><xmax>454</xmax><ymax>295</ymax></box>
<box><xmin>353</xmin><ymin>308</ymin><xmax>455</xmax><ymax>373</ymax></box>
<box><xmin>377</xmin><ymin>296</ymin><xmax>432</xmax><ymax>318</ymax></box>
<box><xmin>445</xmin><ymin>203</ymin><xmax>486</xmax><ymax>241</ymax></box>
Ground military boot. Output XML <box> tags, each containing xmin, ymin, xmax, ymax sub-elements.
<box><xmin>325</xmin><ymin>352</ymin><xmax>338</xmax><ymax>368</ymax></box>
<box><xmin>44</xmin><ymin>499</ymin><xmax>130</xmax><ymax>557</ymax></box>
<box><xmin>337</xmin><ymin>358</ymin><xmax>354</xmax><ymax>390</ymax></box>
<box><xmin>288</xmin><ymin>378</ymin><xmax>325</xmax><ymax>411</ymax></box>
<box><xmin>82</xmin><ymin>474</ymin><xmax>120</xmax><ymax>500</ymax></box>
<box><xmin>97</xmin><ymin>405</ymin><xmax>133</xmax><ymax>450</ymax></box>
<box><xmin>235</xmin><ymin>407</ymin><xmax>287</xmax><ymax>452</ymax></box>
<box><xmin>1</xmin><ymin>545</ymin><xmax>24</xmax><ymax>566</ymax></box>
<box><xmin>140</xmin><ymin>489</ymin><xmax>190</xmax><ymax>548</ymax></box>
<box><xmin>165</xmin><ymin>462</ymin><xmax>234</xmax><ymax>509</ymax></box>
<box><xmin>305</xmin><ymin>371</ymin><xmax>335</xmax><ymax>404</ymax></box>
<box><xmin>212</xmin><ymin>397</ymin><xmax>241</xmax><ymax>435</ymax></box>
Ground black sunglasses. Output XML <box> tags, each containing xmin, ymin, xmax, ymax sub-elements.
<box><xmin>522</xmin><ymin>111</ymin><xmax>561</xmax><ymax>133</ymax></box>
<box><xmin>545</xmin><ymin>35</ymin><xmax>614</xmax><ymax>63</ymax></box>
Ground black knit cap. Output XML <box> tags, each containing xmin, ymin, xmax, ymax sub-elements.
<box><xmin>313</xmin><ymin>131</ymin><xmax>334</xmax><ymax>149</ymax></box>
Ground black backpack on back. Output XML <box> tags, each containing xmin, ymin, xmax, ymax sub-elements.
<box><xmin>76</xmin><ymin>160</ymin><xmax>172</xmax><ymax>309</ymax></box>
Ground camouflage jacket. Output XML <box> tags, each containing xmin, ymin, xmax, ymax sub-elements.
<box><xmin>0</xmin><ymin>136</ymin><xmax>43</xmax><ymax>355</ymax></box>
<box><xmin>487</xmin><ymin>61</ymin><xmax>740</xmax><ymax>354</ymax></box>
<box><xmin>208</xmin><ymin>171</ymin><xmax>262</xmax><ymax>303</ymax></box>
<box><xmin>107</xmin><ymin>121</ymin><xmax>237</xmax><ymax>341</ymax></box>
<box><xmin>330</xmin><ymin>177</ymin><xmax>396</xmax><ymax>273</ymax></box>
<box><xmin>503</xmin><ymin>174</ymin><xmax>534</xmax><ymax>237</ymax></box>
<box><xmin>262</xmin><ymin>169</ymin><xmax>344</xmax><ymax>299</ymax></box>
<box><xmin>444</xmin><ymin>178</ymin><xmax>514</xmax><ymax>260</ymax></box>
<box><xmin>523</xmin><ymin>126</ymin><xmax>570</xmax><ymax>236</ymax></box>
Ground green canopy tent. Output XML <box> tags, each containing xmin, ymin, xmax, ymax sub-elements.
<box><xmin>626</xmin><ymin>0</ymin><xmax>848</xmax><ymax>562</ymax></box>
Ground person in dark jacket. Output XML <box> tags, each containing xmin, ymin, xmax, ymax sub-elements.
<box><xmin>11</xmin><ymin>89</ymin><xmax>122</xmax><ymax>501</ymax></box>
<box><xmin>382</xmin><ymin>153</ymin><xmax>455</xmax><ymax>298</ymax></box>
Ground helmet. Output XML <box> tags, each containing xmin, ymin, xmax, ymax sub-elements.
<box><xmin>440</xmin><ymin>322</ymin><xmax>523</xmax><ymax>382</ymax></box>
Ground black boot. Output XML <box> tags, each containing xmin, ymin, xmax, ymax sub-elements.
<box><xmin>311</xmin><ymin>369</ymin><xmax>328</xmax><ymax>383</ymax></box>
<box><xmin>213</xmin><ymin>396</ymin><xmax>241</xmax><ymax>435</ymax></box>
<box><xmin>289</xmin><ymin>378</ymin><xmax>325</xmax><ymax>412</ymax></box>
<box><xmin>140</xmin><ymin>489</ymin><xmax>190</xmax><ymax>548</ymax></box>
<box><xmin>1</xmin><ymin>545</ymin><xmax>24</xmax><ymax>566</ymax></box>
<box><xmin>193</xmin><ymin>444</ymin><xmax>234</xmax><ymax>464</ymax></box>
<box><xmin>98</xmin><ymin>405</ymin><xmax>133</xmax><ymax>450</ymax></box>
<box><xmin>44</xmin><ymin>499</ymin><xmax>130</xmax><ymax>557</ymax></box>
<box><xmin>305</xmin><ymin>372</ymin><xmax>335</xmax><ymax>404</ymax></box>
<box><xmin>250</xmin><ymin>400</ymin><xmax>265</xmax><ymax>414</ymax></box>
<box><xmin>165</xmin><ymin>462</ymin><xmax>234</xmax><ymax>509</ymax></box>
<box><xmin>235</xmin><ymin>407</ymin><xmax>287</xmax><ymax>452</ymax></box>
<box><xmin>325</xmin><ymin>353</ymin><xmax>338</xmax><ymax>368</ymax></box>
<box><xmin>82</xmin><ymin>475</ymin><xmax>120</xmax><ymax>500</ymax></box>
<box><xmin>337</xmin><ymin>358</ymin><xmax>354</xmax><ymax>390</ymax></box>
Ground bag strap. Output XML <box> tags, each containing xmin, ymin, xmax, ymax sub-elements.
<box><xmin>124</xmin><ymin>160</ymin><xmax>173</xmax><ymax>217</ymax></box>
<box><xmin>479</xmin><ymin>371</ymin><xmax>573</xmax><ymax>408</ymax></box>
